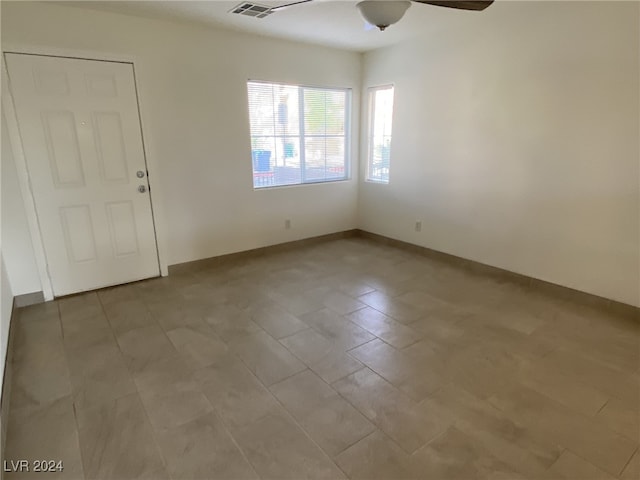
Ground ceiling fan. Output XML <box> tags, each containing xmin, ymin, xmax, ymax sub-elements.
<box><xmin>270</xmin><ymin>0</ymin><xmax>494</xmax><ymax>31</ymax></box>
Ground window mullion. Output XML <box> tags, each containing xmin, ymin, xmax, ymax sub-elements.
<box><xmin>298</xmin><ymin>87</ymin><xmax>306</xmax><ymax>183</ymax></box>
<box><xmin>368</xmin><ymin>91</ymin><xmax>376</xmax><ymax>180</ymax></box>
<box><xmin>271</xmin><ymin>84</ymin><xmax>278</xmax><ymax>167</ymax></box>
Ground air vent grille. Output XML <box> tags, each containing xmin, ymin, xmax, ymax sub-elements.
<box><xmin>230</xmin><ymin>2</ymin><xmax>273</xmax><ymax>18</ymax></box>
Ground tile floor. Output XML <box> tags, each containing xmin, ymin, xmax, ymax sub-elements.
<box><xmin>3</xmin><ymin>236</ymin><xmax>639</xmax><ymax>479</ymax></box>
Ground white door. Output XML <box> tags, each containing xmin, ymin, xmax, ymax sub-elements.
<box><xmin>6</xmin><ymin>53</ymin><xmax>160</xmax><ymax>296</ymax></box>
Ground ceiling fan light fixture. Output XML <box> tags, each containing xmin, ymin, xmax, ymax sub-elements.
<box><xmin>356</xmin><ymin>0</ymin><xmax>411</xmax><ymax>31</ymax></box>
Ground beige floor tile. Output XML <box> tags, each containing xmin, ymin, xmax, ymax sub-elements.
<box><xmin>67</xmin><ymin>343</ymin><xmax>137</xmax><ymax>410</ymax></box>
<box><xmin>76</xmin><ymin>393</ymin><xmax>169</xmax><ymax>480</ymax></box>
<box><xmin>178</xmin><ymin>281</ymin><xmax>220</xmax><ymax>305</ymax></box>
<box><xmin>358</xmin><ymin>291</ymin><xmax>425</xmax><ymax>324</ymax></box>
<box><xmin>412</xmin><ymin>426</ymin><xmax>527</xmax><ymax>480</ymax></box>
<box><xmin>103</xmin><ymin>299</ymin><xmax>155</xmax><ymax>335</ymax></box>
<box><xmin>247</xmin><ymin>301</ymin><xmax>310</xmax><ymax>339</ymax></box>
<box><xmin>270</xmin><ymin>370</ymin><xmax>375</xmax><ymax>457</ymax></box>
<box><xmin>267</xmin><ymin>288</ymin><xmax>325</xmax><ymax>316</ymax></box>
<box><xmin>476</xmin><ymin>303</ymin><xmax>550</xmax><ymax>336</ymax></box>
<box><xmin>279</xmin><ymin>328</ymin><xmax>365</xmax><ymax>385</ymax></box>
<box><xmin>349</xmin><ymin>338</ymin><xmax>446</xmax><ymax>401</ymax></box>
<box><xmin>164</xmin><ymin>321</ymin><xmax>218</xmax><ymax>348</ymax></box>
<box><xmin>359</xmin><ymin>275</ymin><xmax>412</xmax><ymax>299</ymax></box>
<box><xmin>152</xmin><ymin>303</ymin><xmax>205</xmax><ymax>332</ymax></box>
<box><xmin>194</xmin><ymin>354</ymin><xmax>282</xmax><ymax>428</ymax></box>
<box><xmin>546</xmin><ymin>450</ymin><xmax>617</xmax><ymax>480</ymax></box>
<box><xmin>132</xmin><ymin>354</ymin><xmax>196</xmax><ymax>393</ymax></box>
<box><xmin>421</xmin><ymin>383</ymin><xmax>561</xmax><ymax>476</ymax></box>
<box><xmin>516</xmin><ymin>363</ymin><xmax>609</xmax><ymax>417</ymax></box>
<box><xmin>116</xmin><ymin>324</ymin><xmax>177</xmax><ymax>374</ymax></box>
<box><xmin>531</xmin><ymin>310</ymin><xmax>640</xmax><ymax>373</ymax></box>
<box><xmin>221</xmin><ymin>280</ymin><xmax>275</xmax><ymax>309</ymax></box>
<box><xmin>11</xmin><ymin>310</ymin><xmax>67</xmax><ymax>410</ymax></box>
<box><xmin>58</xmin><ymin>293</ymin><xmax>103</xmax><ymax>325</ymax></box>
<box><xmin>333</xmin><ymin>277</ymin><xmax>376</xmax><ymax>299</ymax></box>
<box><xmin>346</xmin><ymin>307</ymin><xmax>424</xmax><ymax>349</ymax></box>
<box><xmin>311</xmin><ymin>350</ymin><xmax>365</xmax><ymax>384</ymax></box>
<box><xmin>18</xmin><ymin>301</ymin><xmax>60</xmax><ymax>324</ymax></box>
<box><xmin>230</xmin><ymin>330</ymin><xmax>306</xmax><ymax>386</ymax></box>
<box><xmin>335</xmin><ymin>431</ymin><xmax>419</xmax><ymax>480</ymax></box>
<box><xmin>596</xmin><ymin>396</ymin><xmax>640</xmax><ymax>442</ymax></box>
<box><xmin>541</xmin><ymin>348</ymin><xmax>639</xmax><ymax>405</ymax></box>
<box><xmin>304</xmin><ymin>287</ymin><xmax>367</xmax><ymax>315</ymax></box>
<box><xmin>621</xmin><ymin>450</ymin><xmax>639</xmax><ymax>480</ymax></box>
<box><xmin>229</xmin><ymin>412</ymin><xmax>346</xmax><ymax>479</ymax></box>
<box><xmin>154</xmin><ymin>412</ymin><xmax>258</xmax><ymax>479</ymax></box>
<box><xmin>333</xmin><ymin>368</ymin><xmax>446</xmax><ymax>454</ymax></box>
<box><xmin>139</xmin><ymin>380</ymin><xmax>213</xmax><ymax>431</ymax></box>
<box><xmin>443</xmin><ymin>342</ymin><xmax>530</xmax><ymax>400</ymax></box>
<box><xmin>97</xmin><ymin>284</ymin><xmax>140</xmax><ymax>305</ymax></box>
<box><xmin>203</xmin><ymin>303</ymin><xmax>263</xmax><ymax>342</ymax></box>
<box><xmin>61</xmin><ymin>314</ymin><xmax>114</xmax><ymax>351</ymax></box>
<box><xmin>165</xmin><ymin>323</ymin><xmax>229</xmax><ymax>369</ymax></box>
<box><xmin>10</xmin><ymin>340</ymin><xmax>71</xmax><ymax>413</ymax></box>
<box><xmin>13</xmin><ymin>312</ymin><xmax>63</xmax><ymax>364</ymax></box>
<box><xmin>5</xmin><ymin>396</ymin><xmax>84</xmax><ymax>480</ymax></box>
<box><xmin>299</xmin><ymin>308</ymin><xmax>375</xmax><ymax>350</ymax></box>
<box><xmin>395</xmin><ymin>291</ymin><xmax>450</xmax><ymax>311</ymax></box>
<box><xmin>280</xmin><ymin>328</ymin><xmax>337</xmax><ymax>365</ymax></box>
<box><xmin>488</xmin><ymin>383</ymin><xmax>637</xmax><ymax>477</ymax></box>
<box><xmin>406</xmin><ymin>314</ymin><xmax>467</xmax><ymax>343</ymax></box>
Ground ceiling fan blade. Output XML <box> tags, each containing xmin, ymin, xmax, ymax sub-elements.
<box><xmin>412</xmin><ymin>1</ymin><xmax>494</xmax><ymax>11</ymax></box>
<box><xmin>270</xmin><ymin>0</ymin><xmax>314</xmax><ymax>12</ymax></box>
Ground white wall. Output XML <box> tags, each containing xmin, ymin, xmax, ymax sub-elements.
<box><xmin>0</xmin><ymin>255</ymin><xmax>13</xmax><ymax>395</ymax></box>
<box><xmin>359</xmin><ymin>1</ymin><xmax>640</xmax><ymax>307</ymax></box>
<box><xmin>1</xmin><ymin>110</ymin><xmax>41</xmax><ymax>296</ymax></box>
<box><xmin>1</xmin><ymin>1</ymin><xmax>361</xmax><ymax>268</ymax></box>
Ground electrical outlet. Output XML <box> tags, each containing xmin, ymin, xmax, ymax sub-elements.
<box><xmin>415</xmin><ymin>221</ymin><xmax>422</xmax><ymax>232</ymax></box>
<box><xmin>285</xmin><ymin>219</ymin><xmax>291</xmax><ymax>229</ymax></box>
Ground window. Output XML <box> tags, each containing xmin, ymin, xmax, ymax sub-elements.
<box><xmin>247</xmin><ymin>81</ymin><xmax>350</xmax><ymax>188</ymax></box>
<box><xmin>366</xmin><ymin>85</ymin><xmax>394</xmax><ymax>183</ymax></box>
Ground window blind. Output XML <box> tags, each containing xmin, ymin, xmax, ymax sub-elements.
<box><xmin>247</xmin><ymin>81</ymin><xmax>350</xmax><ymax>188</ymax></box>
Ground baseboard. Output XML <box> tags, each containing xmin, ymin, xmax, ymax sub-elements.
<box><xmin>355</xmin><ymin>229</ymin><xmax>639</xmax><ymax>320</ymax></box>
<box><xmin>1</xmin><ymin>301</ymin><xmax>18</xmax><ymax>465</ymax></box>
<box><xmin>13</xmin><ymin>291</ymin><xmax>44</xmax><ymax>308</ymax></box>
<box><xmin>168</xmin><ymin>230</ymin><xmax>359</xmax><ymax>275</ymax></box>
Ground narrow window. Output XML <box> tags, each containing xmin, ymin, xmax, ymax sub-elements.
<box><xmin>366</xmin><ymin>85</ymin><xmax>394</xmax><ymax>183</ymax></box>
<box><xmin>247</xmin><ymin>81</ymin><xmax>350</xmax><ymax>189</ymax></box>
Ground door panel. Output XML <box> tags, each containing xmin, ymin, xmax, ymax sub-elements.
<box><xmin>6</xmin><ymin>54</ymin><xmax>159</xmax><ymax>296</ymax></box>
<box><xmin>106</xmin><ymin>201</ymin><xmax>140</xmax><ymax>257</ymax></box>
<box><xmin>60</xmin><ymin>205</ymin><xmax>98</xmax><ymax>263</ymax></box>
<box><xmin>43</xmin><ymin>110</ymin><xmax>86</xmax><ymax>187</ymax></box>
<box><xmin>93</xmin><ymin>112</ymin><xmax>129</xmax><ymax>184</ymax></box>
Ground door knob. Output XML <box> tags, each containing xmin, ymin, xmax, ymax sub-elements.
<box><xmin>138</xmin><ymin>185</ymin><xmax>147</xmax><ymax>193</ymax></box>
<box><xmin>136</xmin><ymin>170</ymin><xmax>145</xmax><ymax>178</ymax></box>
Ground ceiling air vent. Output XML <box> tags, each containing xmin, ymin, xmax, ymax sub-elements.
<box><xmin>230</xmin><ymin>2</ymin><xmax>274</xmax><ymax>18</ymax></box>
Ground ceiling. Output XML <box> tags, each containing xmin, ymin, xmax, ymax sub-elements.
<box><xmin>57</xmin><ymin>0</ymin><xmax>494</xmax><ymax>52</ymax></box>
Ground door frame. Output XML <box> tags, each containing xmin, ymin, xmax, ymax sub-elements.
<box><xmin>2</xmin><ymin>45</ymin><xmax>169</xmax><ymax>301</ymax></box>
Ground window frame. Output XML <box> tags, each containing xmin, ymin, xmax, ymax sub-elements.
<box><xmin>365</xmin><ymin>84</ymin><xmax>395</xmax><ymax>184</ymax></box>
<box><xmin>247</xmin><ymin>79</ymin><xmax>352</xmax><ymax>190</ymax></box>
